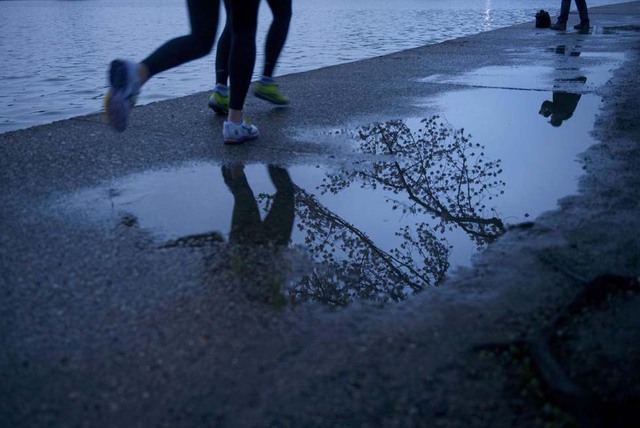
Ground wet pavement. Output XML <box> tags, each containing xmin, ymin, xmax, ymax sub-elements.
<box><xmin>1</xmin><ymin>2</ymin><xmax>640</xmax><ymax>427</ymax></box>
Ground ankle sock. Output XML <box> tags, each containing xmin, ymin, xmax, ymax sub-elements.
<box><xmin>215</xmin><ymin>84</ymin><xmax>228</xmax><ymax>96</ymax></box>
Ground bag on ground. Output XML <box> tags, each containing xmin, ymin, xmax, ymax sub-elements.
<box><xmin>535</xmin><ymin>10</ymin><xmax>552</xmax><ymax>28</ymax></box>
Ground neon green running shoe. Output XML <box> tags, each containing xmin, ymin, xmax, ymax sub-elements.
<box><xmin>254</xmin><ymin>79</ymin><xmax>290</xmax><ymax>106</ymax></box>
<box><xmin>208</xmin><ymin>86</ymin><xmax>229</xmax><ymax>115</ymax></box>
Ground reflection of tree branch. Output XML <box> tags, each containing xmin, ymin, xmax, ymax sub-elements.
<box><xmin>242</xmin><ymin>117</ymin><xmax>506</xmax><ymax>306</ymax></box>
<box><xmin>321</xmin><ymin>117</ymin><xmax>506</xmax><ymax>247</ymax></box>
<box><xmin>294</xmin><ymin>186</ymin><xmax>428</xmax><ymax>292</ymax></box>
<box><xmin>260</xmin><ymin>175</ymin><xmax>450</xmax><ymax>306</ymax></box>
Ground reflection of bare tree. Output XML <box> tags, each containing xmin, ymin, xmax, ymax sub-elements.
<box><xmin>320</xmin><ymin>117</ymin><xmax>506</xmax><ymax>247</ymax></box>
<box><xmin>282</xmin><ymin>186</ymin><xmax>450</xmax><ymax>306</ymax></box>
<box><xmin>258</xmin><ymin>117</ymin><xmax>506</xmax><ymax>307</ymax></box>
<box><xmin>165</xmin><ymin>118</ymin><xmax>506</xmax><ymax>307</ymax></box>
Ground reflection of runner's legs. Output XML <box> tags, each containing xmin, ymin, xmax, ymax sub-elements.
<box><xmin>263</xmin><ymin>165</ymin><xmax>295</xmax><ymax>246</ymax></box>
<box><xmin>222</xmin><ymin>164</ymin><xmax>262</xmax><ymax>245</ymax></box>
<box><xmin>222</xmin><ymin>164</ymin><xmax>294</xmax><ymax>247</ymax></box>
<box><xmin>105</xmin><ymin>0</ymin><xmax>220</xmax><ymax>132</ymax></box>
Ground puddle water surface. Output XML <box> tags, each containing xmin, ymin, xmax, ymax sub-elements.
<box><xmin>420</xmin><ymin>50</ymin><xmax>625</xmax><ymax>92</ymax></box>
<box><xmin>60</xmin><ymin>52</ymin><xmax>622</xmax><ymax>307</ymax></box>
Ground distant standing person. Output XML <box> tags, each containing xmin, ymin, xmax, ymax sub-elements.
<box><xmin>209</xmin><ymin>0</ymin><xmax>292</xmax><ymax>115</ymax></box>
<box><xmin>551</xmin><ymin>0</ymin><xmax>590</xmax><ymax>31</ymax></box>
<box><xmin>105</xmin><ymin>0</ymin><xmax>260</xmax><ymax>144</ymax></box>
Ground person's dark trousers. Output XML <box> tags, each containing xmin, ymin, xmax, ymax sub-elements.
<box><xmin>558</xmin><ymin>0</ymin><xmax>589</xmax><ymax>24</ymax></box>
<box><xmin>215</xmin><ymin>0</ymin><xmax>292</xmax><ymax>84</ymax></box>
<box><xmin>263</xmin><ymin>0</ymin><xmax>292</xmax><ymax>78</ymax></box>
<box><xmin>228</xmin><ymin>0</ymin><xmax>261</xmax><ymax>111</ymax></box>
<box><xmin>143</xmin><ymin>0</ymin><xmax>220</xmax><ymax>78</ymax></box>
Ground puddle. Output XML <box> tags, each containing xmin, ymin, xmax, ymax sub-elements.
<box><xmin>420</xmin><ymin>50</ymin><xmax>625</xmax><ymax>93</ymax></box>
<box><xmin>60</xmin><ymin>83</ymin><xmax>603</xmax><ymax>307</ymax></box>
<box><xmin>57</xmin><ymin>160</ymin><xmax>419</xmax><ymax>303</ymax></box>
<box><xmin>58</xmin><ymin>50</ymin><xmax>619</xmax><ymax>308</ymax></box>
<box><xmin>422</xmin><ymin>88</ymin><xmax>600</xmax><ymax>217</ymax></box>
<box><xmin>420</xmin><ymin>64</ymin><xmax>556</xmax><ymax>91</ymax></box>
<box><xmin>411</xmin><ymin>54</ymin><xmax>611</xmax><ymax>265</ymax></box>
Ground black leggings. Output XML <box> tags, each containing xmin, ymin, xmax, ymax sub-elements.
<box><xmin>263</xmin><ymin>0</ymin><xmax>292</xmax><ymax>77</ymax></box>
<box><xmin>228</xmin><ymin>0</ymin><xmax>260</xmax><ymax>110</ymax></box>
<box><xmin>142</xmin><ymin>0</ymin><xmax>220</xmax><ymax>77</ymax></box>
<box><xmin>216</xmin><ymin>0</ymin><xmax>292</xmax><ymax>105</ymax></box>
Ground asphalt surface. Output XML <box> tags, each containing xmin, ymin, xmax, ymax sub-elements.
<box><xmin>1</xmin><ymin>2</ymin><xmax>639</xmax><ymax>427</ymax></box>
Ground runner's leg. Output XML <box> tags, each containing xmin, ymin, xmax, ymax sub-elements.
<box><xmin>142</xmin><ymin>0</ymin><xmax>220</xmax><ymax>78</ymax></box>
<box><xmin>263</xmin><ymin>0</ymin><xmax>292</xmax><ymax>78</ymax></box>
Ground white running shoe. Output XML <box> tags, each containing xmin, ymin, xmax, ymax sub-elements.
<box><xmin>104</xmin><ymin>59</ymin><xmax>141</xmax><ymax>132</ymax></box>
<box><xmin>223</xmin><ymin>117</ymin><xmax>259</xmax><ymax>144</ymax></box>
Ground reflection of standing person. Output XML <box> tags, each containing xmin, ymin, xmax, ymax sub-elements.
<box><xmin>209</xmin><ymin>0</ymin><xmax>292</xmax><ymax>115</ymax></box>
<box><xmin>104</xmin><ymin>0</ymin><xmax>260</xmax><ymax>144</ymax></box>
<box><xmin>551</xmin><ymin>0</ymin><xmax>590</xmax><ymax>31</ymax></box>
<box><xmin>539</xmin><ymin>91</ymin><xmax>582</xmax><ymax>127</ymax></box>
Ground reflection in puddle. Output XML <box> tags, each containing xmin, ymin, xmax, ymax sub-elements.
<box><xmin>62</xmin><ymin>88</ymin><xmax>602</xmax><ymax>307</ymax></box>
<box><xmin>420</xmin><ymin>51</ymin><xmax>625</xmax><ymax>93</ymax></box>
<box><xmin>66</xmin><ymin>156</ymin><xmax>490</xmax><ymax>306</ymax></box>
<box><xmin>63</xmin><ymin>117</ymin><xmax>508</xmax><ymax>306</ymax></box>
<box><xmin>62</xmin><ymin>51</ymin><xmax>615</xmax><ymax>307</ymax></box>
<box><xmin>300</xmin><ymin>117</ymin><xmax>506</xmax><ymax>303</ymax></box>
<box><xmin>425</xmin><ymin>87</ymin><xmax>599</xmax><ymax>223</ymax></box>
<box><xmin>539</xmin><ymin>90</ymin><xmax>583</xmax><ymax>127</ymax></box>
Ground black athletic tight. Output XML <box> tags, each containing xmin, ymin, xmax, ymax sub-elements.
<box><xmin>140</xmin><ymin>0</ymin><xmax>289</xmax><ymax>112</ymax></box>
<box><xmin>142</xmin><ymin>0</ymin><xmax>220</xmax><ymax>77</ymax></box>
<box><xmin>214</xmin><ymin>0</ymin><xmax>234</xmax><ymax>85</ymax></box>
<box><xmin>228</xmin><ymin>0</ymin><xmax>260</xmax><ymax>110</ymax></box>
<box><xmin>263</xmin><ymin>0</ymin><xmax>292</xmax><ymax>77</ymax></box>
<box><xmin>216</xmin><ymin>0</ymin><xmax>292</xmax><ymax>109</ymax></box>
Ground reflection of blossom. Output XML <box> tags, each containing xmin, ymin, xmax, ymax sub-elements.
<box><xmin>282</xmin><ymin>187</ymin><xmax>450</xmax><ymax>306</ymax></box>
<box><xmin>166</xmin><ymin>118</ymin><xmax>506</xmax><ymax>308</ymax></box>
<box><xmin>321</xmin><ymin>116</ymin><xmax>506</xmax><ymax>247</ymax></box>
<box><xmin>258</xmin><ymin>117</ymin><xmax>506</xmax><ymax>307</ymax></box>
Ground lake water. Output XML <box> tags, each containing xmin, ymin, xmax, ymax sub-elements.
<box><xmin>0</xmin><ymin>0</ymin><xmax>622</xmax><ymax>134</ymax></box>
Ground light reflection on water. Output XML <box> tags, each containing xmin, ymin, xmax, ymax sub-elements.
<box><xmin>0</xmin><ymin>0</ymin><xmax>621</xmax><ymax>133</ymax></box>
